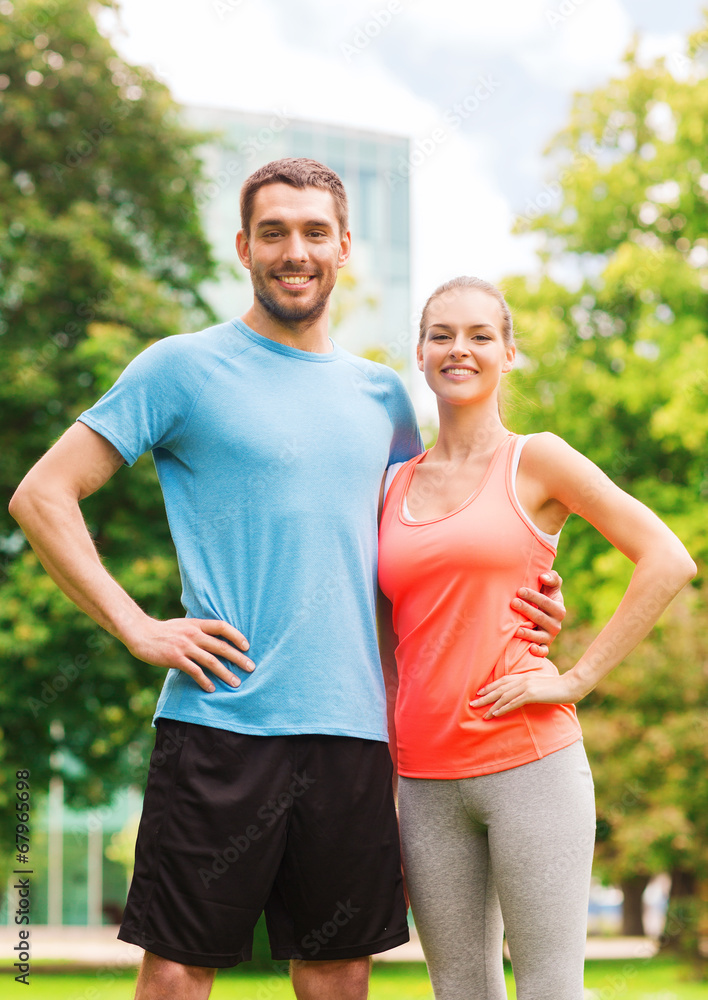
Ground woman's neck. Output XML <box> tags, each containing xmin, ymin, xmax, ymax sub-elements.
<box><xmin>432</xmin><ymin>398</ymin><xmax>509</xmax><ymax>463</ymax></box>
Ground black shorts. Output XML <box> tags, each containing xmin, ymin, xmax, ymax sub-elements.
<box><xmin>118</xmin><ymin>720</ymin><xmax>409</xmax><ymax>967</ymax></box>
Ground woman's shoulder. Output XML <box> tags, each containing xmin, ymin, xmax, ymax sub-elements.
<box><xmin>516</xmin><ymin>431</ymin><xmax>576</xmax><ymax>466</ymax></box>
<box><xmin>517</xmin><ymin>431</ymin><xmax>608</xmax><ymax>504</ymax></box>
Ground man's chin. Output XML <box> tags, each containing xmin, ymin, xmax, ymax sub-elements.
<box><xmin>255</xmin><ymin>290</ymin><xmax>329</xmax><ymax>327</ymax></box>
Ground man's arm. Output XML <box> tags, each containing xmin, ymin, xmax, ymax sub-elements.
<box><xmin>376</xmin><ymin>587</ymin><xmax>399</xmax><ymax>796</ymax></box>
<box><xmin>9</xmin><ymin>422</ymin><xmax>254</xmax><ymax>691</ymax></box>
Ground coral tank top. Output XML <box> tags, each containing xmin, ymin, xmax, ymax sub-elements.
<box><xmin>378</xmin><ymin>433</ymin><xmax>581</xmax><ymax>778</ymax></box>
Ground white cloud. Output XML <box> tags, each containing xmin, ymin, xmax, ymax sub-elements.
<box><xmin>404</xmin><ymin>0</ymin><xmax>551</xmax><ymax>47</ymax></box>
<box><xmin>519</xmin><ymin>0</ymin><xmax>633</xmax><ymax>88</ymax></box>
<box><xmin>103</xmin><ymin>0</ymin><xmax>434</xmax><ymax>133</ymax></box>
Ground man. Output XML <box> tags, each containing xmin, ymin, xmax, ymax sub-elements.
<box><xmin>10</xmin><ymin>159</ymin><xmax>564</xmax><ymax>1000</ymax></box>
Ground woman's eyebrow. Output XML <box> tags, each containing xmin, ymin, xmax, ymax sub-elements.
<box><xmin>428</xmin><ymin>322</ymin><xmax>496</xmax><ymax>332</ymax></box>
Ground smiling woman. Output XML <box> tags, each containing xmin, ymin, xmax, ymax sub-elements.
<box><xmin>377</xmin><ymin>275</ymin><xmax>695</xmax><ymax>1000</ymax></box>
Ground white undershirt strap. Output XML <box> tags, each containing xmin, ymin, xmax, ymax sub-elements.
<box><xmin>510</xmin><ymin>435</ymin><xmax>561</xmax><ymax>546</ymax></box>
<box><xmin>383</xmin><ymin>462</ymin><xmax>405</xmax><ymax>503</ymax></box>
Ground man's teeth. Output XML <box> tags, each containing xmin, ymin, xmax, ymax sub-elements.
<box><xmin>280</xmin><ymin>276</ymin><xmax>312</xmax><ymax>284</ymax></box>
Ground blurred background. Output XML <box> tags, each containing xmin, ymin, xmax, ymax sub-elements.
<box><xmin>1</xmin><ymin>0</ymin><xmax>707</xmax><ymax>988</ymax></box>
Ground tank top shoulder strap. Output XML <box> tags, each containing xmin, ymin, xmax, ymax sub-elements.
<box><xmin>485</xmin><ymin>432</ymin><xmax>518</xmax><ymax>490</ymax></box>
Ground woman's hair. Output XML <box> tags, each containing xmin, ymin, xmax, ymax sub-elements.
<box><xmin>418</xmin><ymin>276</ymin><xmax>514</xmax><ymax>347</ymax></box>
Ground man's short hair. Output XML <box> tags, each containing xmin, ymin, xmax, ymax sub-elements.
<box><xmin>240</xmin><ymin>158</ymin><xmax>349</xmax><ymax>236</ymax></box>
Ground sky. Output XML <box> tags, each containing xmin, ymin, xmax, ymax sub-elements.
<box><xmin>100</xmin><ymin>0</ymin><xmax>704</xmax><ymax>411</ymax></box>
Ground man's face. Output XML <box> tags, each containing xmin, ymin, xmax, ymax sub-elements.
<box><xmin>237</xmin><ymin>183</ymin><xmax>351</xmax><ymax>327</ymax></box>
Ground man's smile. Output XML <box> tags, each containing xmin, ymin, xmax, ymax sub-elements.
<box><xmin>275</xmin><ymin>274</ymin><xmax>316</xmax><ymax>288</ymax></box>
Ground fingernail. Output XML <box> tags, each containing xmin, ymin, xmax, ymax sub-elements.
<box><xmin>229</xmin><ymin>676</ymin><xmax>240</xmax><ymax>688</ymax></box>
<box><xmin>512</xmin><ymin>599</ymin><xmax>522</xmax><ymax>609</ymax></box>
<box><xmin>242</xmin><ymin>640</ymin><xmax>249</xmax><ymax>650</ymax></box>
<box><xmin>246</xmin><ymin>660</ymin><xmax>255</xmax><ymax>670</ymax></box>
<box><xmin>207</xmin><ymin>684</ymin><xmax>215</xmax><ymax>693</ymax></box>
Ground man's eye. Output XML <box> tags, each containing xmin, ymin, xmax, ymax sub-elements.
<box><xmin>308</xmin><ymin>231</ymin><xmax>326</xmax><ymax>238</ymax></box>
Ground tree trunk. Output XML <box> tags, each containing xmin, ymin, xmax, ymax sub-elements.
<box><xmin>660</xmin><ymin>868</ymin><xmax>697</xmax><ymax>955</ymax></box>
<box><xmin>621</xmin><ymin>875</ymin><xmax>649</xmax><ymax>936</ymax></box>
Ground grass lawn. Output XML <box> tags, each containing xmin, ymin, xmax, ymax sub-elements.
<box><xmin>2</xmin><ymin>958</ymin><xmax>707</xmax><ymax>998</ymax></box>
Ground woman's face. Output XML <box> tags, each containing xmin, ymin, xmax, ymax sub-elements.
<box><xmin>417</xmin><ymin>287</ymin><xmax>515</xmax><ymax>407</ymax></box>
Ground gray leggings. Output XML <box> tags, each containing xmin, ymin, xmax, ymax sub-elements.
<box><xmin>398</xmin><ymin>740</ymin><xmax>596</xmax><ymax>1000</ymax></box>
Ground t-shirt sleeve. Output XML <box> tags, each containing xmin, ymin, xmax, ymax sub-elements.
<box><xmin>76</xmin><ymin>336</ymin><xmax>197</xmax><ymax>466</ymax></box>
<box><xmin>383</xmin><ymin>370</ymin><xmax>423</xmax><ymax>466</ymax></box>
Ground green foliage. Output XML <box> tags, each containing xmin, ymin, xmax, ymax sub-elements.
<box><xmin>0</xmin><ymin>0</ymin><xmax>217</xmax><ymax>862</ymax></box>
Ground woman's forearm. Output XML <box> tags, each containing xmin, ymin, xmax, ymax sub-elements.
<box><xmin>564</xmin><ymin>546</ymin><xmax>696</xmax><ymax>700</ymax></box>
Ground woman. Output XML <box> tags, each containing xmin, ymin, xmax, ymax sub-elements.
<box><xmin>377</xmin><ymin>276</ymin><xmax>695</xmax><ymax>1000</ymax></box>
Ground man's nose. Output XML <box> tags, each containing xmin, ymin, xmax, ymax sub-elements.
<box><xmin>282</xmin><ymin>233</ymin><xmax>308</xmax><ymax>262</ymax></box>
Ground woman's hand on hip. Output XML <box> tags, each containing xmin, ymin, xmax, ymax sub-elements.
<box><xmin>470</xmin><ymin>669</ymin><xmax>585</xmax><ymax>719</ymax></box>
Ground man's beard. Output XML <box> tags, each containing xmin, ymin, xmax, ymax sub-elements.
<box><xmin>250</xmin><ymin>265</ymin><xmax>335</xmax><ymax>327</ymax></box>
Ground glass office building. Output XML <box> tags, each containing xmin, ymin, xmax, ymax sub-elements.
<box><xmin>183</xmin><ymin>106</ymin><xmax>412</xmax><ymax>376</ymax></box>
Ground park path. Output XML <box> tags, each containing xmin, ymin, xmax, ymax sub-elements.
<box><xmin>0</xmin><ymin>925</ymin><xmax>658</xmax><ymax>969</ymax></box>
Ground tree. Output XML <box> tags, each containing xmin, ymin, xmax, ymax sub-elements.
<box><xmin>0</xmin><ymin>0</ymin><xmax>218</xmax><ymax>873</ymax></box>
<box><xmin>503</xmin><ymin>21</ymin><xmax>708</xmax><ymax>962</ymax></box>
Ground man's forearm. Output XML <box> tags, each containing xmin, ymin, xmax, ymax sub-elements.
<box><xmin>10</xmin><ymin>486</ymin><xmax>149</xmax><ymax>643</ymax></box>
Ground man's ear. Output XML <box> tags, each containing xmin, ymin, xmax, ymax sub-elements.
<box><xmin>337</xmin><ymin>230</ymin><xmax>352</xmax><ymax>269</ymax></box>
<box><xmin>236</xmin><ymin>229</ymin><xmax>252</xmax><ymax>270</ymax></box>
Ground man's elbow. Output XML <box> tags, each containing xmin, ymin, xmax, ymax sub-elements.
<box><xmin>9</xmin><ymin>479</ymin><xmax>37</xmax><ymax>527</ymax></box>
<box><xmin>8</xmin><ymin>474</ymin><xmax>59</xmax><ymax>529</ymax></box>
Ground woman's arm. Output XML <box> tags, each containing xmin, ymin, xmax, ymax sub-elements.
<box><xmin>472</xmin><ymin>433</ymin><xmax>696</xmax><ymax>719</ymax></box>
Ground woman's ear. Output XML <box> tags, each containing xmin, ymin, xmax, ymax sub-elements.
<box><xmin>502</xmin><ymin>343</ymin><xmax>516</xmax><ymax>373</ymax></box>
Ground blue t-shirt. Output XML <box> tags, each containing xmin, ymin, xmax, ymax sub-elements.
<box><xmin>77</xmin><ymin>318</ymin><xmax>422</xmax><ymax>741</ymax></box>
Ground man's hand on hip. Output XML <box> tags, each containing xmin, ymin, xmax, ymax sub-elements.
<box><xmin>127</xmin><ymin>618</ymin><xmax>255</xmax><ymax>692</ymax></box>
<box><xmin>511</xmin><ymin>570</ymin><xmax>566</xmax><ymax>658</ymax></box>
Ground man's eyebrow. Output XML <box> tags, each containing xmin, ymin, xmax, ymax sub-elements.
<box><xmin>255</xmin><ymin>218</ymin><xmax>334</xmax><ymax>230</ymax></box>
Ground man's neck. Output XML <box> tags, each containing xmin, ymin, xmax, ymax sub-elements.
<box><xmin>240</xmin><ymin>302</ymin><xmax>333</xmax><ymax>353</ymax></box>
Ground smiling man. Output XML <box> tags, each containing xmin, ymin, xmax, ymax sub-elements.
<box><xmin>9</xmin><ymin>159</ymin><xmax>565</xmax><ymax>1000</ymax></box>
